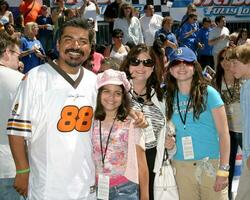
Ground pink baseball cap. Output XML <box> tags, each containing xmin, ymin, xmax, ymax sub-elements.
<box><xmin>96</xmin><ymin>69</ymin><xmax>131</xmax><ymax>92</ymax></box>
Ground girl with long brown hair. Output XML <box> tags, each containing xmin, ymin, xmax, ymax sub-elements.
<box><xmin>165</xmin><ymin>47</ymin><xmax>230</xmax><ymax>200</ymax></box>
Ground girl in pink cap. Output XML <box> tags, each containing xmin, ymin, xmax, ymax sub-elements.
<box><xmin>92</xmin><ymin>69</ymin><xmax>149</xmax><ymax>200</ymax></box>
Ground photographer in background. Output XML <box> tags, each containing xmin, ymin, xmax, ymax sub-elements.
<box><xmin>155</xmin><ymin>16</ymin><xmax>177</xmax><ymax>59</ymax></box>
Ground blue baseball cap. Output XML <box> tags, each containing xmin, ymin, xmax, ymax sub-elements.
<box><xmin>169</xmin><ymin>47</ymin><xmax>197</xmax><ymax>63</ymax></box>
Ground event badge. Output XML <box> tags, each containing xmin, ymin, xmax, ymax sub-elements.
<box><xmin>97</xmin><ymin>174</ymin><xmax>110</xmax><ymax>200</ymax></box>
<box><xmin>142</xmin><ymin>118</ymin><xmax>156</xmax><ymax>143</ymax></box>
<box><xmin>182</xmin><ymin>136</ymin><xmax>194</xmax><ymax>160</ymax></box>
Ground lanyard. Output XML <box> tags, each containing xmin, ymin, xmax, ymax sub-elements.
<box><xmin>223</xmin><ymin>76</ymin><xmax>235</xmax><ymax>100</ymax></box>
<box><xmin>176</xmin><ymin>92</ymin><xmax>191</xmax><ymax>130</ymax></box>
<box><xmin>99</xmin><ymin>118</ymin><xmax>116</xmax><ymax>167</ymax></box>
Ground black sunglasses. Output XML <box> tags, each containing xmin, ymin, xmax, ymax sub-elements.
<box><xmin>130</xmin><ymin>58</ymin><xmax>154</xmax><ymax>67</ymax></box>
<box><xmin>169</xmin><ymin>60</ymin><xmax>194</xmax><ymax>68</ymax></box>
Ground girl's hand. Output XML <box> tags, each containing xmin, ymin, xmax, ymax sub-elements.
<box><xmin>213</xmin><ymin>175</ymin><xmax>228</xmax><ymax>192</ymax></box>
<box><xmin>165</xmin><ymin>135</ymin><xmax>176</xmax><ymax>150</ymax></box>
<box><xmin>129</xmin><ymin>110</ymin><xmax>148</xmax><ymax>128</ymax></box>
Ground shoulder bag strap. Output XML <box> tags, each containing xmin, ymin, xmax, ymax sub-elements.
<box><xmin>23</xmin><ymin>0</ymin><xmax>36</xmax><ymax>20</ymax></box>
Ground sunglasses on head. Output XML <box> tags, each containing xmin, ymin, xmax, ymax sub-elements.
<box><xmin>170</xmin><ymin>60</ymin><xmax>194</xmax><ymax>67</ymax></box>
<box><xmin>130</xmin><ymin>58</ymin><xmax>154</xmax><ymax>67</ymax></box>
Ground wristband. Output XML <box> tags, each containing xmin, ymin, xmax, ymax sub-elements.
<box><xmin>216</xmin><ymin>170</ymin><xmax>229</xmax><ymax>177</ymax></box>
<box><xmin>16</xmin><ymin>168</ymin><xmax>30</xmax><ymax>174</ymax></box>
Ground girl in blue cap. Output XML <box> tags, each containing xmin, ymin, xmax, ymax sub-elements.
<box><xmin>165</xmin><ymin>47</ymin><xmax>230</xmax><ymax>200</ymax></box>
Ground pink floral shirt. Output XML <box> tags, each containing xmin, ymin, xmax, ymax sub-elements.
<box><xmin>92</xmin><ymin>117</ymin><xmax>143</xmax><ymax>187</ymax></box>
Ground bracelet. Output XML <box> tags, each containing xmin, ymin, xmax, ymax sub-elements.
<box><xmin>216</xmin><ymin>170</ymin><xmax>229</xmax><ymax>177</ymax></box>
<box><xmin>16</xmin><ymin>168</ymin><xmax>30</xmax><ymax>174</ymax></box>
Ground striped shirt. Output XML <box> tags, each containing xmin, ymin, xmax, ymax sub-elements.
<box><xmin>131</xmin><ymin>99</ymin><xmax>165</xmax><ymax>149</ymax></box>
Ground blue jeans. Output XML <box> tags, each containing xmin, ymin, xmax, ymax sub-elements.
<box><xmin>109</xmin><ymin>181</ymin><xmax>139</xmax><ymax>200</ymax></box>
<box><xmin>0</xmin><ymin>178</ymin><xmax>25</xmax><ymax>200</ymax></box>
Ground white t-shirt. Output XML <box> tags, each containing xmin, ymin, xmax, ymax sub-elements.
<box><xmin>0</xmin><ymin>66</ymin><xmax>23</xmax><ymax>178</ymax></box>
<box><xmin>82</xmin><ymin>1</ymin><xmax>98</xmax><ymax>31</ymax></box>
<box><xmin>209</xmin><ymin>26</ymin><xmax>230</xmax><ymax>55</ymax></box>
<box><xmin>114</xmin><ymin>17</ymin><xmax>144</xmax><ymax>45</ymax></box>
<box><xmin>139</xmin><ymin>14</ymin><xmax>163</xmax><ymax>46</ymax></box>
<box><xmin>7</xmin><ymin>63</ymin><xmax>97</xmax><ymax>200</ymax></box>
<box><xmin>110</xmin><ymin>46</ymin><xmax>128</xmax><ymax>64</ymax></box>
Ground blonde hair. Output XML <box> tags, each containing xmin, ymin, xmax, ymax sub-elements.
<box><xmin>187</xmin><ymin>3</ymin><xmax>196</xmax><ymax>13</ymax></box>
<box><xmin>162</xmin><ymin>16</ymin><xmax>173</xmax><ymax>27</ymax></box>
<box><xmin>24</xmin><ymin>22</ymin><xmax>38</xmax><ymax>35</ymax></box>
<box><xmin>229</xmin><ymin>44</ymin><xmax>250</xmax><ymax>64</ymax></box>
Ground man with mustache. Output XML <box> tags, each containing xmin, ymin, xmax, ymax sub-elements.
<box><xmin>7</xmin><ymin>18</ymin><xmax>96</xmax><ymax>200</ymax></box>
<box><xmin>6</xmin><ymin>18</ymin><xmax>146</xmax><ymax>200</ymax></box>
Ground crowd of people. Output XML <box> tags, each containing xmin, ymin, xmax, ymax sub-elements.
<box><xmin>1</xmin><ymin>0</ymin><xmax>250</xmax><ymax>200</ymax></box>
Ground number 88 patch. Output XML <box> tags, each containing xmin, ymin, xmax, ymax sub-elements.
<box><xmin>57</xmin><ymin>106</ymin><xmax>93</xmax><ymax>132</ymax></box>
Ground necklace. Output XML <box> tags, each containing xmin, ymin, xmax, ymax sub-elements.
<box><xmin>130</xmin><ymin>90</ymin><xmax>155</xmax><ymax>112</ymax></box>
<box><xmin>131</xmin><ymin>90</ymin><xmax>147</xmax><ymax>106</ymax></box>
<box><xmin>133</xmin><ymin>90</ymin><xmax>147</xmax><ymax>97</ymax></box>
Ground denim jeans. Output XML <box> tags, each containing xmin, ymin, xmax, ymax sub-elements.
<box><xmin>0</xmin><ymin>178</ymin><xmax>25</xmax><ymax>200</ymax></box>
<box><xmin>109</xmin><ymin>181</ymin><xmax>139</xmax><ymax>200</ymax></box>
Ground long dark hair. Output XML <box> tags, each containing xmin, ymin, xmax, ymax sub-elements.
<box><xmin>120</xmin><ymin>44</ymin><xmax>164</xmax><ymax>101</ymax></box>
<box><xmin>213</xmin><ymin>47</ymin><xmax>231</xmax><ymax>92</ymax></box>
<box><xmin>95</xmin><ymin>85</ymin><xmax>130</xmax><ymax>121</ymax></box>
<box><xmin>0</xmin><ymin>1</ymin><xmax>9</xmax><ymax>12</ymax></box>
<box><xmin>118</xmin><ymin>3</ymin><xmax>133</xmax><ymax>19</ymax></box>
<box><xmin>235</xmin><ymin>28</ymin><xmax>249</xmax><ymax>45</ymax></box>
<box><xmin>166</xmin><ymin>61</ymin><xmax>207</xmax><ymax>120</ymax></box>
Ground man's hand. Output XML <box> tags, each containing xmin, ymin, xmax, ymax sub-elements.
<box><xmin>192</xmin><ymin>28</ymin><xmax>197</xmax><ymax>33</ymax></box>
<box><xmin>14</xmin><ymin>173</ymin><xmax>29</xmax><ymax>197</ymax></box>
<box><xmin>219</xmin><ymin>34</ymin><xmax>228</xmax><ymax>40</ymax></box>
<box><xmin>197</xmin><ymin>42</ymin><xmax>204</xmax><ymax>49</ymax></box>
<box><xmin>34</xmin><ymin>49</ymin><xmax>46</xmax><ymax>59</ymax></box>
